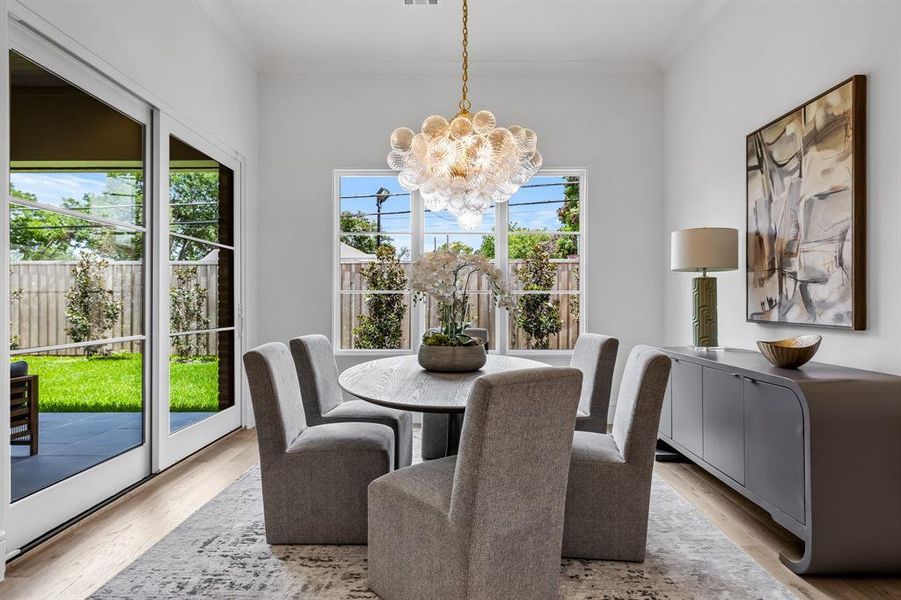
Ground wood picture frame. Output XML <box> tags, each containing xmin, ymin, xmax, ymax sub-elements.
<box><xmin>746</xmin><ymin>75</ymin><xmax>866</xmax><ymax>330</ymax></box>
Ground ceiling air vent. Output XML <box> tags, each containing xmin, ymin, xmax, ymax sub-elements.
<box><xmin>405</xmin><ymin>0</ymin><xmax>438</xmax><ymax>5</ymax></box>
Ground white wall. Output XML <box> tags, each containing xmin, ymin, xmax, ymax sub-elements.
<box><xmin>663</xmin><ymin>0</ymin><xmax>901</xmax><ymax>374</ymax></box>
<box><xmin>258</xmin><ymin>72</ymin><xmax>665</xmax><ymax>391</ymax></box>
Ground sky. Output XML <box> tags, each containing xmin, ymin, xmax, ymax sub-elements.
<box><xmin>11</xmin><ymin>171</ymin><xmax>108</xmax><ymax>206</ymax></box>
<box><xmin>339</xmin><ymin>174</ymin><xmax>576</xmax><ymax>253</ymax></box>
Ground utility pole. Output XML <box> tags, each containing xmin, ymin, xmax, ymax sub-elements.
<box><xmin>375</xmin><ymin>187</ymin><xmax>390</xmax><ymax>247</ymax></box>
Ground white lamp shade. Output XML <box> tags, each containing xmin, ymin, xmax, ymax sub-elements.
<box><xmin>671</xmin><ymin>227</ymin><xmax>738</xmax><ymax>272</ymax></box>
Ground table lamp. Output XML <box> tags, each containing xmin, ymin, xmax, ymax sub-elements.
<box><xmin>671</xmin><ymin>227</ymin><xmax>738</xmax><ymax>348</ymax></box>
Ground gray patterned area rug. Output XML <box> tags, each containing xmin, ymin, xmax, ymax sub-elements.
<box><xmin>92</xmin><ymin>466</ymin><xmax>792</xmax><ymax>599</ymax></box>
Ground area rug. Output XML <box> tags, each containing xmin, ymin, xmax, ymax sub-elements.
<box><xmin>91</xmin><ymin>463</ymin><xmax>792</xmax><ymax>599</ymax></box>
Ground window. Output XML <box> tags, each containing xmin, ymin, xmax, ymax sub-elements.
<box><xmin>335</xmin><ymin>171</ymin><xmax>584</xmax><ymax>353</ymax></box>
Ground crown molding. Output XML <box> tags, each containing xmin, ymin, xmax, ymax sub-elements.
<box><xmin>259</xmin><ymin>58</ymin><xmax>663</xmax><ymax>77</ymax></box>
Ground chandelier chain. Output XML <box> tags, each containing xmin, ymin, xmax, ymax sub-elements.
<box><xmin>459</xmin><ymin>0</ymin><xmax>471</xmax><ymax>114</ymax></box>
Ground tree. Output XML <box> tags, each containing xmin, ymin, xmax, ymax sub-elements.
<box><xmin>556</xmin><ymin>176</ymin><xmax>580</xmax><ymax>257</ymax></box>
<box><xmin>169</xmin><ymin>171</ymin><xmax>221</xmax><ymax>260</ymax></box>
<box><xmin>170</xmin><ymin>266</ymin><xmax>210</xmax><ymax>361</ymax></box>
<box><xmin>478</xmin><ymin>223</ymin><xmax>552</xmax><ymax>260</ymax></box>
<box><xmin>340</xmin><ymin>211</ymin><xmax>383</xmax><ymax>255</ymax></box>
<box><xmin>352</xmin><ymin>245</ymin><xmax>408</xmax><ymax>349</ymax></box>
<box><xmin>513</xmin><ymin>241</ymin><xmax>562</xmax><ymax>350</ymax></box>
<box><xmin>10</xmin><ymin>176</ymin><xmax>144</xmax><ymax>261</ymax></box>
<box><xmin>10</xmin><ymin>186</ymin><xmax>93</xmax><ymax>260</ymax></box>
<box><xmin>65</xmin><ymin>253</ymin><xmax>122</xmax><ymax>357</ymax></box>
<box><xmin>438</xmin><ymin>240</ymin><xmax>475</xmax><ymax>255</ymax></box>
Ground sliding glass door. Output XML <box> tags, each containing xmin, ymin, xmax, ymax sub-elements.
<box><xmin>5</xmin><ymin>32</ymin><xmax>153</xmax><ymax>550</ymax></box>
<box><xmin>4</xmin><ymin>22</ymin><xmax>243</xmax><ymax>552</ymax></box>
<box><xmin>155</xmin><ymin>123</ymin><xmax>241</xmax><ymax>469</ymax></box>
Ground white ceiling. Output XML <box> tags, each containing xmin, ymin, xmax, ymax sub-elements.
<box><xmin>199</xmin><ymin>0</ymin><xmax>729</xmax><ymax>74</ymax></box>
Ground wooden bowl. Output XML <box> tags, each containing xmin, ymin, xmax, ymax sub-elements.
<box><xmin>757</xmin><ymin>335</ymin><xmax>822</xmax><ymax>369</ymax></box>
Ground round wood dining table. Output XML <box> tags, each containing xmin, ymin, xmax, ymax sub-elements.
<box><xmin>338</xmin><ymin>354</ymin><xmax>547</xmax><ymax>455</ymax></box>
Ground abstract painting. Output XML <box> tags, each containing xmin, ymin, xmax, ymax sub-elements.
<box><xmin>746</xmin><ymin>76</ymin><xmax>866</xmax><ymax>330</ymax></box>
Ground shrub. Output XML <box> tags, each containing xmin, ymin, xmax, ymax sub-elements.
<box><xmin>513</xmin><ymin>241</ymin><xmax>562</xmax><ymax>350</ymax></box>
<box><xmin>170</xmin><ymin>266</ymin><xmax>210</xmax><ymax>361</ymax></box>
<box><xmin>65</xmin><ymin>253</ymin><xmax>122</xmax><ymax>357</ymax></box>
<box><xmin>353</xmin><ymin>245</ymin><xmax>408</xmax><ymax>349</ymax></box>
<box><xmin>10</xmin><ymin>268</ymin><xmax>22</xmax><ymax>350</ymax></box>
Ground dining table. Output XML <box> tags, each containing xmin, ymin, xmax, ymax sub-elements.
<box><xmin>338</xmin><ymin>354</ymin><xmax>547</xmax><ymax>456</ymax></box>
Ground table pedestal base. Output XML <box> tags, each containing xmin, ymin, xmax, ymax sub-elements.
<box><xmin>445</xmin><ymin>413</ymin><xmax>464</xmax><ymax>456</ymax></box>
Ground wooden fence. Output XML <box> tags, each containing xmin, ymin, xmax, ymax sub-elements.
<box><xmin>339</xmin><ymin>259</ymin><xmax>580</xmax><ymax>351</ymax></box>
<box><xmin>10</xmin><ymin>261</ymin><xmax>219</xmax><ymax>355</ymax></box>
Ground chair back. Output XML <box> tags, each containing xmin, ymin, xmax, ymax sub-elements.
<box><xmin>450</xmin><ymin>367</ymin><xmax>582</xmax><ymax>596</ymax></box>
<box><xmin>243</xmin><ymin>342</ymin><xmax>308</xmax><ymax>457</ymax></box>
<box><xmin>290</xmin><ymin>334</ymin><xmax>343</xmax><ymax>422</ymax></box>
<box><xmin>611</xmin><ymin>345</ymin><xmax>672</xmax><ymax>465</ymax></box>
<box><xmin>570</xmin><ymin>333</ymin><xmax>619</xmax><ymax>422</ymax></box>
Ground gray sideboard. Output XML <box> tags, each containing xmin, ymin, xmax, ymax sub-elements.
<box><xmin>657</xmin><ymin>347</ymin><xmax>901</xmax><ymax>575</ymax></box>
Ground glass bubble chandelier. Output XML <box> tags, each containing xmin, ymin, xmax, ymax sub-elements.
<box><xmin>387</xmin><ymin>0</ymin><xmax>541</xmax><ymax>230</ymax></box>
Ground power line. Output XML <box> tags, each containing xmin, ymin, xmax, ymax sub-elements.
<box><xmin>338</xmin><ymin>180</ymin><xmax>575</xmax><ymax>200</ymax></box>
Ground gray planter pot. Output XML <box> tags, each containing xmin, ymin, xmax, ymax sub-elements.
<box><xmin>417</xmin><ymin>343</ymin><xmax>487</xmax><ymax>373</ymax></box>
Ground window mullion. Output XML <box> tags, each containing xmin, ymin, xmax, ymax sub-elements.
<box><xmin>411</xmin><ymin>190</ymin><xmax>424</xmax><ymax>351</ymax></box>
<box><xmin>496</xmin><ymin>201</ymin><xmax>509</xmax><ymax>355</ymax></box>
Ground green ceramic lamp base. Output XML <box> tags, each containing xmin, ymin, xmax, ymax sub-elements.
<box><xmin>692</xmin><ymin>276</ymin><xmax>718</xmax><ymax>347</ymax></box>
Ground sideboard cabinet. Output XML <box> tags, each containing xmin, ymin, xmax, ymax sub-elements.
<box><xmin>657</xmin><ymin>347</ymin><xmax>901</xmax><ymax>575</ymax></box>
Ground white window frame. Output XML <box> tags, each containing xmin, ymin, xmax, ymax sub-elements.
<box><xmin>333</xmin><ymin>168</ymin><xmax>587</xmax><ymax>357</ymax></box>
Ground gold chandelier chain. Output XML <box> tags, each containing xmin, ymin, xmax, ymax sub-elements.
<box><xmin>459</xmin><ymin>0</ymin><xmax>471</xmax><ymax>114</ymax></box>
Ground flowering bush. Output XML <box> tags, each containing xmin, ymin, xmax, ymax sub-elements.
<box><xmin>410</xmin><ymin>249</ymin><xmax>514</xmax><ymax>346</ymax></box>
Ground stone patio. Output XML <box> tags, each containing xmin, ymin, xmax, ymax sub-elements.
<box><xmin>11</xmin><ymin>411</ymin><xmax>214</xmax><ymax>501</ymax></box>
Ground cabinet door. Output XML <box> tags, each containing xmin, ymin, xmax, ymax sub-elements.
<box><xmin>744</xmin><ymin>379</ymin><xmax>806</xmax><ymax>524</ymax></box>
<box><xmin>659</xmin><ymin>373</ymin><xmax>673</xmax><ymax>438</ymax></box>
<box><xmin>671</xmin><ymin>359</ymin><xmax>703</xmax><ymax>456</ymax></box>
<box><xmin>702</xmin><ymin>368</ymin><xmax>744</xmax><ymax>483</ymax></box>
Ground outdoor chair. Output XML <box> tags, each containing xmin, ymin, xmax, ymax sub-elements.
<box><xmin>10</xmin><ymin>360</ymin><xmax>39</xmax><ymax>456</ymax></box>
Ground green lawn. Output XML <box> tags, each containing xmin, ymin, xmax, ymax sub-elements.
<box><xmin>19</xmin><ymin>353</ymin><xmax>219</xmax><ymax>412</ymax></box>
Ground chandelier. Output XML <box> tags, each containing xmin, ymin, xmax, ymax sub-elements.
<box><xmin>387</xmin><ymin>0</ymin><xmax>542</xmax><ymax>230</ymax></box>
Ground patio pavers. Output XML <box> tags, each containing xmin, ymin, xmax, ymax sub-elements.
<box><xmin>11</xmin><ymin>411</ymin><xmax>215</xmax><ymax>501</ymax></box>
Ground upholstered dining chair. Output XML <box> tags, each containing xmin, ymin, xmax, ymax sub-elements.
<box><xmin>290</xmin><ymin>334</ymin><xmax>413</xmax><ymax>468</ymax></box>
<box><xmin>561</xmin><ymin>345</ymin><xmax>672</xmax><ymax>561</ymax></box>
<box><xmin>243</xmin><ymin>342</ymin><xmax>394</xmax><ymax>544</ymax></box>
<box><xmin>571</xmin><ymin>333</ymin><xmax>619</xmax><ymax>433</ymax></box>
<box><xmin>420</xmin><ymin>327</ymin><xmax>489</xmax><ymax>460</ymax></box>
<box><xmin>368</xmin><ymin>367</ymin><xmax>583</xmax><ymax>600</ymax></box>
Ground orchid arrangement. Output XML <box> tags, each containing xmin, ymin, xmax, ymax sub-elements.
<box><xmin>410</xmin><ymin>249</ymin><xmax>515</xmax><ymax>346</ymax></box>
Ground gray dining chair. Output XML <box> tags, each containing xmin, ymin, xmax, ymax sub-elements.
<box><xmin>368</xmin><ymin>367</ymin><xmax>583</xmax><ymax>600</ymax></box>
<box><xmin>243</xmin><ymin>342</ymin><xmax>394</xmax><ymax>544</ymax></box>
<box><xmin>561</xmin><ymin>345</ymin><xmax>672</xmax><ymax>561</ymax></box>
<box><xmin>571</xmin><ymin>333</ymin><xmax>619</xmax><ymax>433</ymax></box>
<box><xmin>290</xmin><ymin>334</ymin><xmax>413</xmax><ymax>468</ymax></box>
<box><xmin>420</xmin><ymin>327</ymin><xmax>488</xmax><ymax>460</ymax></box>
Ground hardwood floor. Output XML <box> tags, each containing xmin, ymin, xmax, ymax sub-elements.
<box><xmin>655</xmin><ymin>462</ymin><xmax>901</xmax><ymax>600</ymax></box>
<box><xmin>0</xmin><ymin>429</ymin><xmax>259</xmax><ymax>600</ymax></box>
<box><xmin>1</xmin><ymin>428</ymin><xmax>898</xmax><ymax>599</ymax></box>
